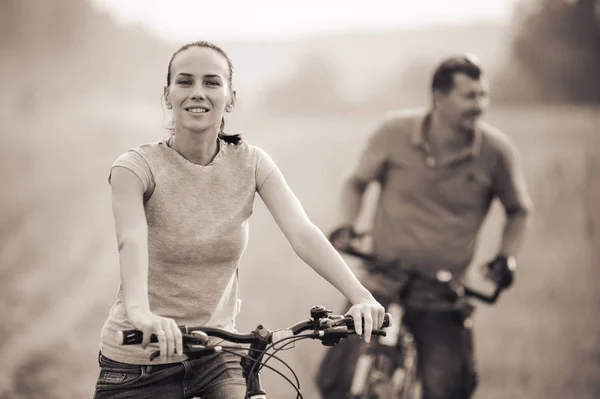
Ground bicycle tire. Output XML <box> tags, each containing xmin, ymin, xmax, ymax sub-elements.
<box><xmin>362</xmin><ymin>326</ymin><xmax>421</xmax><ymax>399</ymax></box>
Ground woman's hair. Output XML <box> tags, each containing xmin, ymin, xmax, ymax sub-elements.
<box><xmin>166</xmin><ymin>41</ymin><xmax>241</xmax><ymax>145</ymax></box>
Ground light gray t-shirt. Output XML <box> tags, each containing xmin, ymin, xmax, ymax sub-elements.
<box><xmin>99</xmin><ymin>136</ymin><xmax>277</xmax><ymax>364</ymax></box>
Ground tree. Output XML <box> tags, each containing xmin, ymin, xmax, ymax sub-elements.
<box><xmin>509</xmin><ymin>0</ymin><xmax>600</xmax><ymax>103</ymax></box>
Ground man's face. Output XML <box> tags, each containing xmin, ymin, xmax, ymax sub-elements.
<box><xmin>435</xmin><ymin>72</ymin><xmax>490</xmax><ymax>131</ymax></box>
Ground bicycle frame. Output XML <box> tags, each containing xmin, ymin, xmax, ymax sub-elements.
<box><xmin>330</xmin><ymin>232</ymin><xmax>505</xmax><ymax>399</ymax></box>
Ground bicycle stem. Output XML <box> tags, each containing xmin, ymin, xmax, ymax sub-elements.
<box><xmin>242</xmin><ymin>325</ymin><xmax>270</xmax><ymax>397</ymax></box>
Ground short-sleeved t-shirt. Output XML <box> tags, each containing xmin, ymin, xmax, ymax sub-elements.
<box><xmin>352</xmin><ymin>109</ymin><xmax>532</xmax><ymax>306</ymax></box>
<box><xmin>99</xmin><ymin>136</ymin><xmax>277</xmax><ymax>364</ymax></box>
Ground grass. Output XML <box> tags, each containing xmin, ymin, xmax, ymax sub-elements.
<box><xmin>0</xmin><ymin>104</ymin><xmax>598</xmax><ymax>398</ymax></box>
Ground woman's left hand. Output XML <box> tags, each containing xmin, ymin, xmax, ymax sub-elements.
<box><xmin>345</xmin><ymin>297</ymin><xmax>386</xmax><ymax>343</ymax></box>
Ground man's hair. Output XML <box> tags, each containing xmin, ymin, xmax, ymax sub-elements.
<box><xmin>431</xmin><ymin>54</ymin><xmax>483</xmax><ymax>94</ymax></box>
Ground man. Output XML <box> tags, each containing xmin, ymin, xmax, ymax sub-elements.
<box><xmin>318</xmin><ymin>55</ymin><xmax>533</xmax><ymax>399</ymax></box>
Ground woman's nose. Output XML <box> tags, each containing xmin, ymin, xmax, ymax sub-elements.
<box><xmin>190</xmin><ymin>86</ymin><xmax>206</xmax><ymax>101</ymax></box>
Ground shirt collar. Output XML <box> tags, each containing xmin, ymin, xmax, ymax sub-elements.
<box><xmin>412</xmin><ymin>112</ymin><xmax>483</xmax><ymax>158</ymax></box>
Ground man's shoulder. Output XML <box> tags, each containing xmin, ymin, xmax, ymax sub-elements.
<box><xmin>479</xmin><ymin>121</ymin><xmax>518</xmax><ymax>157</ymax></box>
<box><xmin>380</xmin><ymin>108</ymin><xmax>426</xmax><ymax>128</ymax></box>
<box><xmin>372</xmin><ymin>108</ymin><xmax>426</xmax><ymax>140</ymax></box>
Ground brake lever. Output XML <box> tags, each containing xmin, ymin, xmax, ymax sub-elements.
<box><xmin>321</xmin><ymin>325</ymin><xmax>349</xmax><ymax>346</ymax></box>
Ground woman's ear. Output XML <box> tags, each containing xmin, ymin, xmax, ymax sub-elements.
<box><xmin>164</xmin><ymin>86</ymin><xmax>172</xmax><ymax>109</ymax></box>
<box><xmin>226</xmin><ymin>90</ymin><xmax>237</xmax><ymax>112</ymax></box>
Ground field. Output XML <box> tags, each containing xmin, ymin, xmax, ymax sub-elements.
<box><xmin>0</xmin><ymin>104</ymin><xmax>598</xmax><ymax>398</ymax></box>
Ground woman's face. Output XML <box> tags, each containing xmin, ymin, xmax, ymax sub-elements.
<box><xmin>165</xmin><ymin>47</ymin><xmax>234</xmax><ymax>134</ymax></box>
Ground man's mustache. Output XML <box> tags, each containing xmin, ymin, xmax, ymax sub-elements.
<box><xmin>463</xmin><ymin>110</ymin><xmax>482</xmax><ymax>118</ymax></box>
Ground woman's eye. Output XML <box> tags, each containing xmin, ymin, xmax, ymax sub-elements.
<box><xmin>206</xmin><ymin>80</ymin><xmax>220</xmax><ymax>86</ymax></box>
<box><xmin>177</xmin><ymin>80</ymin><xmax>192</xmax><ymax>85</ymax></box>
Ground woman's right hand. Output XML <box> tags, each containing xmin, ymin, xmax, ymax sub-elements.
<box><xmin>127</xmin><ymin>309</ymin><xmax>183</xmax><ymax>361</ymax></box>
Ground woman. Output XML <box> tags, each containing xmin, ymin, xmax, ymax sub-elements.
<box><xmin>94</xmin><ymin>40</ymin><xmax>385</xmax><ymax>399</ymax></box>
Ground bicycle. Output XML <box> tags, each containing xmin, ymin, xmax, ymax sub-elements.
<box><xmin>118</xmin><ymin>305</ymin><xmax>391</xmax><ymax>399</ymax></box>
<box><xmin>322</xmin><ymin>229</ymin><xmax>506</xmax><ymax>399</ymax></box>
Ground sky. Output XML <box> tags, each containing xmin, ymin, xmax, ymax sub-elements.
<box><xmin>89</xmin><ymin>0</ymin><xmax>516</xmax><ymax>42</ymax></box>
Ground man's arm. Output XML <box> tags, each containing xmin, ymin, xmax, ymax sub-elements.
<box><xmin>337</xmin><ymin>122</ymin><xmax>391</xmax><ymax>229</ymax></box>
<box><xmin>338</xmin><ymin>176</ymin><xmax>371</xmax><ymax>227</ymax></box>
<box><xmin>487</xmin><ymin>137</ymin><xmax>534</xmax><ymax>288</ymax></box>
<box><xmin>494</xmin><ymin>140</ymin><xmax>534</xmax><ymax>257</ymax></box>
<box><xmin>499</xmin><ymin>207</ymin><xmax>531</xmax><ymax>257</ymax></box>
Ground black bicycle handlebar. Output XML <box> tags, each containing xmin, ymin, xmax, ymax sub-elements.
<box><xmin>330</xmin><ymin>232</ymin><xmax>504</xmax><ymax>304</ymax></box>
<box><xmin>117</xmin><ymin>326</ymin><xmax>258</xmax><ymax>346</ymax></box>
<box><xmin>115</xmin><ymin>306</ymin><xmax>391</xmax><ymax>398</ymax></box>
<box><xmin>117</xmin><ymin>309</ymin><xmax>391</xmax><ymax>347</ymax></box>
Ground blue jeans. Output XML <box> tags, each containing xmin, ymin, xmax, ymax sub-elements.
<box><xmin>93</xmin><ymin>351</ymin><xmax>247</xmax><ymax>399</ymax></box>
<box><xmin>403</xmin><ymin>307</ymin><xmax>478</xmax><ymax>399</ymax></box>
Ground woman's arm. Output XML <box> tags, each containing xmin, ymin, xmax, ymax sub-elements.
<box><xmin>110</xmin><ymin>167</ymin><xmax>151</xmax><ymax>314</ymax></box>
<box><xmin>110</xmin><ymin>166</ymin><xmax>182</xmax><ymax>359</ymax></box>
<box><xmin>257</xmin><ymin>168</ymin><xmax>385</xmax><ymax>342</ymax></box>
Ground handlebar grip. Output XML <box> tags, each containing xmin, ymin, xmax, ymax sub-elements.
<box><xmin>382</xmin><ymin>313</ymin><xmax>391</xmax><ymax>328</ymax></box>
<box><xmin>342</xmin><ymin>312</ymin><xmax>391</xmax><ymax>330</ymax></box>
<box><xmin>118</xmin><ymin>329</ymin><xmax>148</xmax><ymax>345</ymax></box>
<box><xmin>463</xmin><ymin>284</ymin><xmax>504</xmax><ymax>304</ymax></box>
<box><xmin>359</xmin><ymin>314</ymin><xmax>390</xmax><ymax>337</ymax></box>
<box><xmin>117</xmin><ymin>326</ymin><xmax>188</xmax><ymax>345</ymax></box>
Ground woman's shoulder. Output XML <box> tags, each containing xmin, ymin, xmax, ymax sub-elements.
<box><xmin>227</xmin><ymin>140</ymin><xmax>272</xmax><ymax>159</ymax></box>
<box><xmin>115</xmin><ymin>137</ymin><xmax>169</xmax><ymax>161</ymax></box>
<box><xmin>221</xmin><ymin>138</ymin><xmax>276</xmax><ymax>173</ymax></box>
<box><xmin>136</xmin><ymin>137</ymin><xmax>170</xmax><ymax>155</ymax></box>
<box><xmin>222</xmin><ymin>136</ymin><xmax>256</xmax><ymax>156</ymax></box>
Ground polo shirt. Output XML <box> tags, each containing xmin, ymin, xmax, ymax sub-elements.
<box><xmin>351</xmin><ymin>109</ymin><xmax>531</xmax><ymax>306</ymax></box>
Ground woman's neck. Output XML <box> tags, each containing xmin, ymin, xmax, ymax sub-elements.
<box><xmin>169</xmin><ymin>128</ymin><xmax>220</xmax><ymax>166</ymax></box>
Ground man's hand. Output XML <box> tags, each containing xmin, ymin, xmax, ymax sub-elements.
<box><xmin>328</xmin><ymin>226</ymin><xmax>357</xmax><ymax>251</ymax></box>
<box><xmin>484</xmin><ymin>255</ymin><xmax>517</xmax><ymax>289</ymax></box>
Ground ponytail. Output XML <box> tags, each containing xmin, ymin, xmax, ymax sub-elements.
<box><xmin>218</xmin><ymin>116</ymin><xmax>242</xmax><ymax>145</ymax></box>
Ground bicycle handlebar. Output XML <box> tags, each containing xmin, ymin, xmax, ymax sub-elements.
<box><xmin>332</xmin><ymin>235</ymin><xmax>504</xmax><ymax>304</ymax></box>
<box><xmin>115</xmin><ymin>306</ymin><xmax>391</xmax><ymax>397</ymax></box>
<box><xmin>118</xmin><ymin>326</ymin><xmax>257</xmax><ymax>346</ymax></box>
<box><xmin>117</xmin><ymin>307</ymin><xmax>391</xmax><ymax>347</ymax></box>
